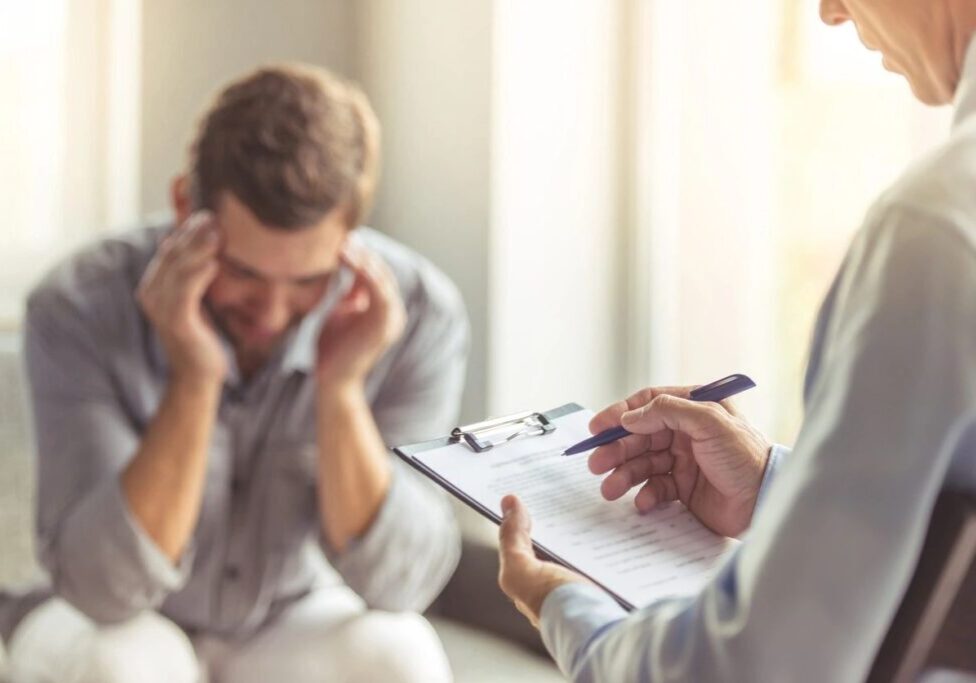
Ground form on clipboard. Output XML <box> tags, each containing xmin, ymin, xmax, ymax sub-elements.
<box><xmin>394</xmin><ymin>404</ymin><xmax>737</xmax><ymax>610</ymax></box>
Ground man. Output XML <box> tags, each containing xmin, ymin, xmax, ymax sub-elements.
<box><xmin>6</xmin><ymin>64</ymin><xmax>467</xmax><ymax>682</ymax></box>
<box><xmin>499</xmin><ymin>1</ymin><xmax>976</xmax><ymax>681</ymax></box>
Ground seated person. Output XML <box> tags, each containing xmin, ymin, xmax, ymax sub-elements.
<box><xmin>498</xmin><ymin>0</ymin><xmax>976</xmax><ymax>681</ymax></box>
<box><xmin>5</xmin><ymin>64</ymin><xmax>468</xmax><ymax>683</ymax></box>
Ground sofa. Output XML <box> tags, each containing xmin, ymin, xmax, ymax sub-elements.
<box><xmin>0</xmin><ymin>335</ymin><xmax>563</xmax><ymax>682</ymax></box>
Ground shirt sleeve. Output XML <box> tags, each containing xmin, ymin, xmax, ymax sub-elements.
<box><xmin>24</xmin><ymin>287</ymin><xmax>192</xmax><ymax>624</ymax></box>
<box><xmin>538</xmin><ymin>208</ymin><xmax>976</xmax><ymax>682</ymax></box>
<box><xmin>322</xmin><ymin>264</ymin><xmax>469</xmax><ymax>611</ymax></box>
<box><xmin>754</xmin><ymin>444</ymin><xmax>790</xmax><ymax>513</ymax></box>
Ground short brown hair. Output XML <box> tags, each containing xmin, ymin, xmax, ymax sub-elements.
<box><xmin>188</xmin><ymin>64</ymin><xmax>380</xmax><ymax>229</ymax></box>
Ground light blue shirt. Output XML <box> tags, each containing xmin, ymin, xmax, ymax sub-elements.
<box><xmin>17</xmin><ymin>225</ymin><xmax>468</xmax><ymax>636</ymax></box>
<box><xmin>540</xmin><ymin>40</ymin><xmax>976</xmax><ymax>683</ymax></box>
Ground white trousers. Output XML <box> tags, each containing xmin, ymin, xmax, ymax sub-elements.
<box><xmin>6</xmin><ymin>589</ymin><xmax>452</xmax><ymax>683</ymax></box>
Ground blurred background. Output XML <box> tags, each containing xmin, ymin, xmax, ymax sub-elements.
<box><xmin>0</xmin><ymin>0</ymin><xmax>957</xmax><ymax>676</ymax></box>
<box><xmin>0</xmin><ymin>0</ymin><xmax>952</xmax><ymax>450</ymax></box>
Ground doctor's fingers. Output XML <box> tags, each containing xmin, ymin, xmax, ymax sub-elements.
<box><xmin>634</xmin><ymin>475</ymin><xmax>680</xmax><ymax>512</ymax></box>
<box><xmin>621</xmin><ymin>394</ymin><xmax>733</xmax><ymax>442</ymax></box>
<box><xmin>588</xmin><ymin>385</ymin><xmax>696</xmax><ymax>434</ymax></box>
<box><xmin>600</xmin><ymin>452</ymin><xmax>675</xmax><ymax>501</ymax></box>
<box><xmin>588</xmin><ymin>429</ymin><xmax>674</xmax><ymax>475</ymax></box>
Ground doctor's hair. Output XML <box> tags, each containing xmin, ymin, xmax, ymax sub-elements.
<box><xmin>187</xmin><ymin>63</ymin><xmax>380</xmax><ymax>230</ymax></box>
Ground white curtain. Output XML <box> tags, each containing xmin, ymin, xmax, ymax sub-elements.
<box><xmin>0</xmin><ymin>0</ymin><xmax>140</xmax><ymax>325</ymax></box>
<box><xmin>629</xmin><ymin>0</ymin><xmax>950</xmax><ymax>441</ymax></box>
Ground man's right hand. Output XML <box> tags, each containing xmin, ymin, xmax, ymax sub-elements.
<box><xmin>588</xmin><ymin>386</ymin><xmax>773</xmax><ymax>538</ymax></box>
<box><xmin>137</xmin><ymin>211</ymin><xmax>227</xmax><ymax>383</ymax></box>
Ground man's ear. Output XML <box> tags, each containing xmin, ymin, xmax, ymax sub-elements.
<box><xmin>170</xmin><ymin>175</ymin><xmax>192</xmax><ymax>226</ymax></box>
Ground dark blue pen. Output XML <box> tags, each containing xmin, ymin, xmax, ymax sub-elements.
<box><xmin>561</xmin><ymin>373</ymin><xmax>756</xmax><ymax>456</ymax></box>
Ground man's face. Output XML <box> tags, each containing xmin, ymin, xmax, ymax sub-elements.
<box><xmin>820</xmin><ymin>0</ymin><xmax>958</xmax><ymax>105</ymax></box>
<box><xmin>204</xmin><ymin>192</ymin><xmax>347</xmax><ymax>359</ymax></box>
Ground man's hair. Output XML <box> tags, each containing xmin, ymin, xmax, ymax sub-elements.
<box><xmin>188</xmin><ymin>63</ymin><xmax>380</xmax><ymax>229</ymax></box>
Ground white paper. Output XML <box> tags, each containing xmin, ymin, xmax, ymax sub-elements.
<box><xmin>415</xmin><ymin>409</ymin><xmax>736</xmax><ymax>607</ymax></box>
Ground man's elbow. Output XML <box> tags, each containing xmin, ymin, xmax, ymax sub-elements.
<box><xmin>40</xmin><ymin>541</ymin><xmax>167</xmax><ymax>626</ymax></box>
<box><xmin>46</xmin><ymin>564</ymin><xmax>146</xmax><ymax>626</ymax></box>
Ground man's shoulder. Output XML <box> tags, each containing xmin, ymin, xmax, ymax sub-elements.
<box><xmin>872</xmin><ymin>122</ymin><xmax>976</xmax><ymax>242</ymax></box>
<box><xmin>27</xmin><ymin>224</ymin><xmax>165</xmax><ymax>325</ymax></box>
<box><xmin>355</xmin><ymin>227</ymin><xmax>467</xmax><ymax>322</ymax></box>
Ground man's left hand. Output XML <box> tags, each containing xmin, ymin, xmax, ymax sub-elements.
<box><xmin>498</xmin><ymin>495</ymin><xmax>589</xmax><ymax>628</ymax></box>
<box><xmin>316</xmin><ymin>243</ymin><xmax>407</xmax><ymax>388</ymax></box>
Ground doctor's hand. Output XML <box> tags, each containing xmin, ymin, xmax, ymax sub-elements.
<box><xmin>589</xmin><ymin>386</ymin><xmax>772</xmax><ymax>538</ymax></box>
<box><xmin>498</xmin><ymin>496</ymin><xmax>589</xmax><ymax>628</ymax></box>
<box><xmin>498</xmin><ymin>495</ymin><xmax>589</xmax><ymax>628</ymax></box>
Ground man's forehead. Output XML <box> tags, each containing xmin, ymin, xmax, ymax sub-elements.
<box><xmin>214</xmin><ymin>203</ymin><xmax>346</xmax><ymax>281</ymax></box>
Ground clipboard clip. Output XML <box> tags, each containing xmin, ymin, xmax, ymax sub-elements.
<box><xmin>451</xmin><ymin>410</ymin><xmax>556</xmax><ymax>453</ymax></box>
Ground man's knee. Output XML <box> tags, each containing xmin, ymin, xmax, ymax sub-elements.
<box><xmin>8</xmin><ymin>599</ymin><xmax>199</xmax><ymax>683</ymax></box>
<box><xmin>337</xmin><ymin>611</ymin><xmax>452</xmax><ymax>683</ymax></box>
<box><xmin>82</xmin><ymin>611</ymin><xmax>199</xmax><ymax>683</ymax></box>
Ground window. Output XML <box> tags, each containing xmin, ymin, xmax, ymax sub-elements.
<box><xmin>630</xmin><ymin>0</ymin><xmax>950</xmax><ymax>442</ymax></box>
<box><xmin>0</xmin><ymin>1</ymin><xmax>140</xmax><ymax>327</ymax></box>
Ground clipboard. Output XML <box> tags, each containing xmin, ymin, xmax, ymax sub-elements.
<box><xmin>394</xmin><ymin>404</ymin><xmax>735</xmax><ymax>611</ymax></box>
<box><xmin>396</xmin><ymin>403</ymin><xmax>577</xmax><ymax>520</ymax></box>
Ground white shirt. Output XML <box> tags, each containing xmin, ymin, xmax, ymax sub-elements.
<box><xmin>540</xmin><ymin>39</ymin><xmax>976</xmax><ymax>683</ymax></box>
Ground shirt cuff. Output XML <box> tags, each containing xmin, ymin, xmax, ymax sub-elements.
<box><xmin>51</xmin><ymin>475</ymin><xmax>192</xmax><ymax>622</ymax></box>
<box><xmin>320</xmin><ymin>462</ymin><xmax>460</xmax><ymax>611</ymax></box>
<box><xmin>540</xmin><ymin>583</ymin><xmax>627</xmax><ymax>679</ymax></box>
<box><xmin>754</xmin><ymin>443</ymin><xmax>790</xmax><ymax>514</ymax></box>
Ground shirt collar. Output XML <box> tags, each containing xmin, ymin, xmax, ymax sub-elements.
<box><xmin>952</xmin><ymin>36</ymin><xmax>976</xmax><ymax>129</ymax></box>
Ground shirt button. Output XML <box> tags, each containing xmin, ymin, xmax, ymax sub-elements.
<box><xmin>231</xmin><ymin>477</ymin><xmax>244</xmax><ymax>495</ymax></box>
<box><xmin>224</xmin><ymin>565</ymin><xmax>241</xmax><ymax>581</ymax></box>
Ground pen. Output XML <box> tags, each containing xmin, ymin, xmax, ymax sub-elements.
<box><xmin>561</xmin><ymin>373</ymin><xmax>756</xmax><ymax>456</ymax></box>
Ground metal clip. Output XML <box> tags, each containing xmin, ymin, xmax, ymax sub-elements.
<box><xmin>451</xmin><ymin>411</ymin><xmax>555</xmax><ymax>453</ymax></box>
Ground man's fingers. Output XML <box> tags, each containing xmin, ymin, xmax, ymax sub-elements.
<box><xmin>169</xmin><ymin>211</ymin><xmax>215</xmax><ymax>253</ymax></box>
<box><xmin>161</xmin><ymin>215</ymin><xmax>218</xmax><ymax>274</ymax></box>
<box><xmin>634</xmin><ymin>475</ymin><xmax>680</xmax><ymax>512</ymax></box>
<box><xmin>600</xmin><ymin>452</ymin><xmax>675</xmax><ymax>501</ymax></box>
<box><xmin>621</xmin><ymin>394</ymin><xmax>728</xmax><ymax>441</ymax></box>
<box><xmin>340</xmin><ymin>244</ymin><xmax>399</xmax><ymax>313</ymax></box>
<box><xmin>331</xmin><ymin>275</ymin><xmax>371</xmax><ymax>317</ymax></box>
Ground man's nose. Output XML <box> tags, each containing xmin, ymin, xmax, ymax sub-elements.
<box><xmin>819</xmin><ymin>0</ymin><xmax>850</xmax><ymax>26</ymax></box>
<box><xmin>252</xmin><ymin>284</ymin><xmax>292</xmax><ymax>330</ymax></box>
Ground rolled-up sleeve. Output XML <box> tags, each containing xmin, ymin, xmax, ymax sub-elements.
<box><xmin>321</xmin><ymin>262</ymin><xmax>468</xmax><ymax>611</ymax></box>
<box><xmin>25</xmin><ymin>288</ymin><xmax>191</xmax><ymax>624</ymax></box>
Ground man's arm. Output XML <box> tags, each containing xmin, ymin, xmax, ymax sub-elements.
<box><xmin>27</xmin><ymin>214</ymin><xmax>226</xmax><ymax>624</ymax></box>
<box><xmin>532</xmin><ymin>211</ymin><xmax>976</xmax><ymax>682</ymax></box>
<box><xmin>124</xmin><ymin>212</ymin><xmax>227</xmax><ymax>562</ymax></box>
<box><xmin>315</xmin><ymin>244</ymin><xmax>467</xmax><ymax>611</ymax></box>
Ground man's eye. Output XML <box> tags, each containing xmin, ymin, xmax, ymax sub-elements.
<box><xmin>224</xmin><ymin>263</ymin><xmax>256</xmax><ymax>280</ymax></box>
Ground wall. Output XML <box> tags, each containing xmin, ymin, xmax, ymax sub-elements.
<box><xmin>138</xmin><ymin>1</ymin><xmax>630</xmax><ymax>426</ymax></box>
<box><xmin>352</xmin><ymin>0</ymin><xmax>494</xmax><ymax>424</ymax></box>
<box><xmin>490</xmin><ymin>0</ymin><xmax>627</xmax><ymax>415</ymax></box>
<box><xmin>140</xmin><ymin>0</ymin><xmax>355</xmax><ymax>215</ymax></box>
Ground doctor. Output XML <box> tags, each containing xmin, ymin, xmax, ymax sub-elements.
<box><xmin>498</xmin><ymin>1</ymin><xmax>976</xmax><ymax>681</ymax></box>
